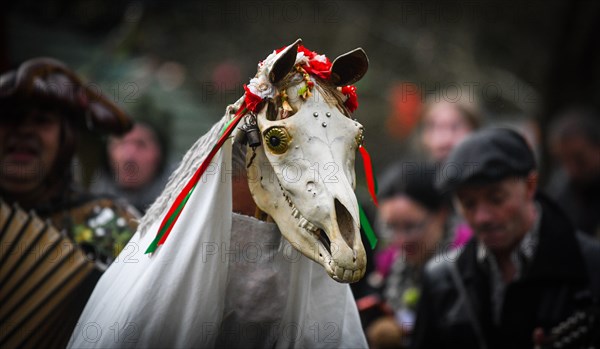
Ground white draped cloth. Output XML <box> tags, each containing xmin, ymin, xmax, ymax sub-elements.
<box><xmin>68</xmin><ymin>140</ymin><xmax>367</xmax><ymax>348</ymax></box>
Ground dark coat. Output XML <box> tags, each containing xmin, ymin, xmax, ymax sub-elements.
<box><xmin>411</xmin><ymin>194</ymin><xmax>600</xmax><ymax>349</ymax></box>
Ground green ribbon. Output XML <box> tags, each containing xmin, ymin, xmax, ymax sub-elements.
<box><xmin>359</xmin><ymin>204</ymin><xmax>378</xmax><ymax>249</ymax></box>
<box><xmin>145</xmin><ymin>187</ymin><xmax>196</xmax><ymax>253</ymax></box>
<box><xmin>220</xmin><ymin>116</ymin><xmax>238</xmax><ymax>135</ymax></box>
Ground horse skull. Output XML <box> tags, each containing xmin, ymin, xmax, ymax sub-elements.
<box><xmin>245</xmin><ymin>40</ymin><xmax>369</xmax><ymax>283</ymax></box>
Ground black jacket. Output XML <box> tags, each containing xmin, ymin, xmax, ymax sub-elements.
<box><xmin>411</xmin><ymin>194</ymin><xmax>600</xmax><ymax>349</ymax></box>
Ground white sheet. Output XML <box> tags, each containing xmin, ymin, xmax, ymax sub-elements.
<box><xmin>68</xmin><ymin>140</ymin><xmax>367</xmax><ymax>348</ymax></box>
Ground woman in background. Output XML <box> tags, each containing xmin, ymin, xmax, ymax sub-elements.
<box><xmin>363</xmin><ymin>162</ymin><xmax>451</xmax><ymax>349</ymax></box>
<box><xmin>419</xmin><ymin>97</ymin><xmax>481</xmax><ymax>163</ymax></box>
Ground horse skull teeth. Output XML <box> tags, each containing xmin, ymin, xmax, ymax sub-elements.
<box><xmin>280</xmin><ymin>186</ymin><xmax>363</xmax><ymax>282</ymax></box>
<box><xmin>281</xmin><ymin>183</ymin><xmax>320</xmax><ymax>234</ymax></box>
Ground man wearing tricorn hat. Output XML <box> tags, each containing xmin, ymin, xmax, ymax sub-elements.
<box><xmin>411</xmin><ymin>128</ymin><xmax>600</xmax><ymax>348</ymax></box>
<box><xmin>0</xmin><ymin>58</ymin><xmax>139</xmax><ymax>347</ymax></box>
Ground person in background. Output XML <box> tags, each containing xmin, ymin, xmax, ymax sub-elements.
<box><xmin>0</xmin><ymin>57</ymin><xmax>139</xmax><ymax>348</ymax></box>
<box><xmin>412</xmin><ymin>128</ymin><xmax>600</xmax><ymax>349</ymax></box>
<box><xmin>419</xmin><ymin>96</ymin><xmax>482</xmax><ymax>163</ymax></box>
<box><xmin>90</xmin><ymin>97</ymin><xmax>172</xmax><ymax>214</ymax></box>
<box><xmin>545</xmin><ymin>107</ymin><xmax>600</xmax><ymax>238</ymax></box>
<box><xmin>418</xmin><ymin>95</ymin><xmax>483</xmax><ymax>249</ymax></box>
<box><xmin>361</xmin><ymin>162</ymin><xmax>451</xmax><ymax>349</ymax></box>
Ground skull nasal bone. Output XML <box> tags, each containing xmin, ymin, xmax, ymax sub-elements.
<box><xmin>334</xmin><ymin>199</ymin><xmax>355</xmax><ymax>251</ymax></box>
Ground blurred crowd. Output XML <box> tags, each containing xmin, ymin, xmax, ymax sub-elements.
<box><xmin>355</xmin><ymin>93</ymin><xmax>600</xmax><ymax>348</ymax></box>
<box><xmin>1</xmin><ymin>54</ymin><xmax>599</xmax><ymax>348</ymax></box>
<box><xmin>0</xmin><ymin>58</ymin><xmax>172</xmax><ymax>347</ymax></box>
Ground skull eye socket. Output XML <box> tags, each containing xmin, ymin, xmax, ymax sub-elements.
<box><xmin>264</xmin><ymin>127</ymin><xmax>291</xmax><ymax>154</ymax></box>
<box><xmin>266</xmin><ymin>100</ymin><xmax>278</xmax><ymax>121</ymax></box>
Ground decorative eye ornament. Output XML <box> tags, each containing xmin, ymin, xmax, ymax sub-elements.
<box><xmin>264</xmin><ymin>127</ymin><xmax>291</xmax><ymax>154</ymax></box>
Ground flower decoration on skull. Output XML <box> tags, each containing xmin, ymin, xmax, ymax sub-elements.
<box><xmin>242</xmin><ymin>42</ymin><xmax>365</xmax><ymax>116</ymax></box>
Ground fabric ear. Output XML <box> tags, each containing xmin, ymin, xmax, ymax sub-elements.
<box><xmin>269</xmin><ymin>38</ymin><xmax>302</xmax><ymax>83</ymax></box>
<box><xmin>330</xmin><ymin>48</ymin><xmax>369</xmax><ymax>86</ymax></box>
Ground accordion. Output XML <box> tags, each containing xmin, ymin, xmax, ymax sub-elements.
<box><xmin>0</xmin><ymin>199</ymin><xmax>100</xmax><ymax>348</ymax></box>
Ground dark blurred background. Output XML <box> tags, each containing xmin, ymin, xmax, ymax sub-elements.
<box><xmin>2</xmin><ymin>0</ymin><xmax>599</xmax><ymax>185</ymax></box>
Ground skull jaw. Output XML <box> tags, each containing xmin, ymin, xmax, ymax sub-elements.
<box><xmin>276</xmin><ymin>214</ymin><xmax>367</xmax><ymax>283</ymax></box>
<box><xmin>247</xmin><ymin>162</ymin><xmax>366</xmax><ymax>283</ymax></box>
<box><xmin>315</xmin><ymin>232</ymin><xmax>367</xmax><ymax>283</ymax></box>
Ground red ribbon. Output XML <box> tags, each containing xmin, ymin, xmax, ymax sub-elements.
<box><xmin>359</xmin><ymin>145</ymin><xmax>378</xmax><ymax>207</ymax></box>
<box><xmin>146</xmin><ymin>104</ymin><xmax>248</xmax><ymax>253</ymax></box>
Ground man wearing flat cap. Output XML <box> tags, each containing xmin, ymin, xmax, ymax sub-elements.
<box><xmin>410</xmin><ymin>128</ymin><xmax>600</xmax><ymax>349</ymax></box>
<box><xmin>0</xmin><ymin>58</ymin><xmax>139</xmax><ymax>347</ymax></box>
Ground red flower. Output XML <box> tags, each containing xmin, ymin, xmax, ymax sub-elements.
<box><xmin>305</xmin><ymin>60</ymin><xmax>331</xmax><ymax>79</ymax></box>
<box><xmin>342</xmin><ymin>85</ymin><xmax>359</xmax><ymax>113</ymax></box>
<box><xmin>243</xmin><ymin>84</ymin><xmax>264</xmax><ymax>113</ymax></box>
<box><xmin>274</xmin><ymin>44</ymin><xmax>333</xmax><ymax>80</ymax></box>
<box><xmin>298</xmin><ymin>45</ymin><xmax>331</xmax><ymax>79</ymax></box>
<box><xmin>297</xmin><ymin>45</ymin><xmax>317</xmax><ymax>59</ymax></box>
